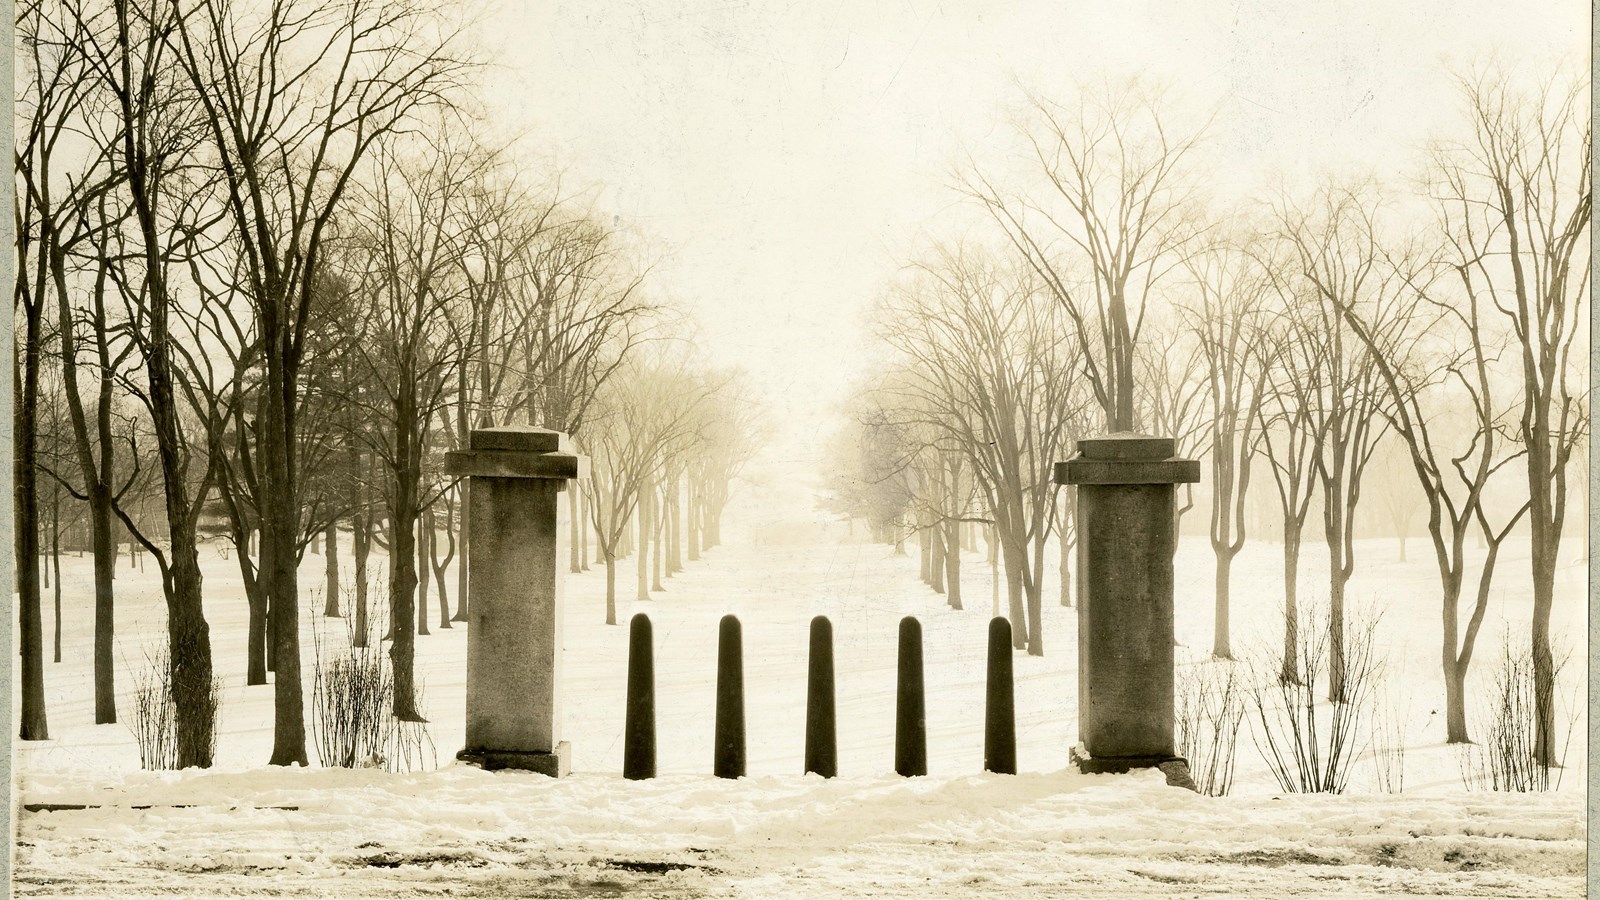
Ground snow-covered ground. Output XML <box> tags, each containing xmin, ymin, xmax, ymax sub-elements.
<box><xmin>11</xmin><ymin>462</ymin><xmax>1589</xmax><ymax>896</ymax></box>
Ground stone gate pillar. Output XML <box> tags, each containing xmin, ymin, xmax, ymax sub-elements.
<box><xmin>1055</xmin><ymin>433</ymin><xmax>1198</xmax><ymax>784</ymax></box>
<box><xmin>446</xmin><ymin>426</ymin><xmax>587</xmax><ymax>776</ymax></box>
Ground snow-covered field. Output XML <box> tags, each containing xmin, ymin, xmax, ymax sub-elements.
<box><xmin>11</xmin><ymin>466</ymin><xmax>1589</xmax><ymax>897</ymax></box>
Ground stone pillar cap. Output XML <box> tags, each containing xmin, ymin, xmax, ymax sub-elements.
<box><xmin>1077</xmin><ymin>432</ymin><xmax>1176</xmax><ymax>461</ymax></box>
<box><xmin>1056</xmin><ymin>432</ymin><xmax>1199</xmax><ymax>486</ymax></box>
<box><xmin>470</xmin><ymin>426</ymin><xmax>572</xmax><ymax>454</ymax></box>
<box><xmin>446</xmin><ymin>426</ymin><xmax>588</xmax><ymax>480</ymax></box>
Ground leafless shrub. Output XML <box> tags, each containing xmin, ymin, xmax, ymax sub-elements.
<box><xmin>1248</xmin><ymin>599</ymin><xmax>1381</xmax><ymax>794</ymax></box>
<box><xmin>382</xmin><ymin>675</ymin><xmax>438</xmax><ymax>774</ymax></box>
<box><xmin>126</xmin><ymin>642</ymin><xmax>221</xmax><ymax>771</ymax></box>
<box><xmin>1177</xmin><ymin>656</ymin><xmax>1246</xmax><ymax>796</ymax></box>
<box><xmin>311</xmin><ymin>581</ymin><xmax>435</xmax><ymax>770</ymax></box>
<box><xmin>1457</xmin><ymin>639</ymin><xmax>1574</xmax><ymax>792</ymax></box>
<box><xmin>128</xmin><ymin>644</ymin><xmax>177</xmax><ymax>771</ymax></box>
<box><xmin>1369</xmin><ymin>691</ymin><xmax>1410</xmax><ymax>794</ymax></box>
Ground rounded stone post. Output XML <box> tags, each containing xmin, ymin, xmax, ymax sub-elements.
<box><xmin>714</xmin><ymin>614</ymin><xmax>746</xmax><ymax>779</ymax></box>
<box><xmin>624</xmin><ymin>613</ymin><xmax>655</xmax><ymax>780</ymax></box>
<box><xmin>805</xmin><ymin>616</ymin><xmax>837</xmax><ymax>778</ymax></box>
<box><xmin>446</xmin><ymin>427</ymin><xmax>587</xmax><ymax>776</ymax></box>
<box><xmin>895</xmin><ymin>616</ymin><xmax>926</xmax><ymax>777</ymax></box>
<box><xmin>1055</xmin><ymin>432</ymin><xmax>1199</xmax><ymax>785</ymax></box>
<box><xmin>984</xmin><ymin>617</ymin><xmax>1017</xmax><ymax>775</ymax></box>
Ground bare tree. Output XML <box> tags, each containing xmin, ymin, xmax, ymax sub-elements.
<box><xmin>584</xmin><ymin>356</ymin><xmax>717</xmax><ymax>624</ymax></box>
<box><xmin>1433</xmin><ymin>68</ymin><xmax>1589</xmax><ymax>766</ymax></box>
<box><xmin>1326</xmin><ymin>184</ymin><xmax>1530</xmax><ymax>743</ymax></box>
<box><xmin>877</xmin><ymin>246</ymin><xmax>1086</xmax><ymax>654</ymax></box>
<box><xmin>1267</xmin><ymin>185</ymin><xmax>1392</xmax><ymax>703</ymax></box>
<box><xmin>688</xmin><ymin>373</ymin><xmax>764</xmax><ymax>556</ymax></box>
<box><xmin>962</xmin><ymin>80</ymin><xmax>1205</xmax><ymax>431</ymax></box>
<box><xmin>80</xmin><ymin>0</ymin><xmax>226</xmax><ymax>767</ymax></box>
<box><xmin>169</xmin><ymin>0</ymin><xmax>470</xmax><ymax>763</ymax></box>
<box><xmin>339</xmin><ymin>132</ymin><xmax>481</xmax><ymax>721</ymax></box>
<box><xmin>1136</xmin><ymin>317</ymin><xmax>1208</xmax><ymax>541</ymax></box>
<box><xmin>1254</xmin><ymin>269</ymin><xmax>1321</xmax><ymax>685</ymax></box>
<box><xmin>1181</xmin><ymin>239</ymin><xmax>1272</xmax><ymax>659</ymax></box>
<box><xmin>1372</xmin><ymin>445</ymin><xmax>1420</xmax><ymax>562</ymax></box>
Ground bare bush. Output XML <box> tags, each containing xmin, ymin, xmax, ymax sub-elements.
<box><xmin>1369</xmin><ymin>691</ymin><xmax>1410</xmax><ymax>794</ymax></box>
<box><xmin>128</xmin><ymin>645</ymin><xmax>177</xmax><ymax>771</ymax></box>
<box><xmin>1457</xmin><ymin>639</ymin><xmax>1574</xmax><ymax>792</ymax></box>
<box><xmin>310</xmin><ymin>581</ymin><xmax>435</xmax><ymax>770</ymax></box>
<box><xmin>382</xmin><ymin>676</ymin><xmax>438</xmax><ymax>774</ymax></box>
<box><xmin>126</xmin><ymin>642</ymin><xmax>221</xmax><ymax>771</ymax></box>
<box><xmin>1248</xmin><ymin>599</ymin><xmax>1381</xmax><ymax>793</ymax></box>
<box><xmin>1177</xmin><ymin>657</ymin><xmax>1246</xmax><ymax>796</ymax></box>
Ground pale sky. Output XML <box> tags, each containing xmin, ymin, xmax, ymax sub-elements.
<box><xmin>470</xmin><ymin>0</ymin><xmax>1587</xmax><ymax>466</ymax></box>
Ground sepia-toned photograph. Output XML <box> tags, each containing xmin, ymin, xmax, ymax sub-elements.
<box><xmin>7</xmin><ymin>0</ymin><xmax>1592</xmax><ymax>896</ymax></box>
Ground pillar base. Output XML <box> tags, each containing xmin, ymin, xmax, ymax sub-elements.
<box><xmin>457</xmin><ymin>742</ymin><xmax>571</xmax><ymax>777</ymax></box>
<box><xmin>1070</xmin><ymin>746</ymin><xmax>1196</xmax><ymax>791</ymax></box>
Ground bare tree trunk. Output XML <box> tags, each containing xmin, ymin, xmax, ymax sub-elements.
<box><xmin>1057</xmin><ymin>503</ymin><xmax>1073</xmax><ymax>608</ymax></box>
<box><xmin>16</xmin><ymin>313</ymin><xmax>49</xmax><ymax>740</ymax></box>
<box><xmin>637</xmin><ymin>478</ymin><xmax>652</xmax><ymax>601</ymax></box>
<box><xmin>930</xmin><ymin>523</ymin><xmax>946</xmax><ymax>594</ymax></box>
<box><xmin>1328</xmin><ymin>559</ymin><xmax>1347</xmax><ymax>704</ymax></box>
<box><xmin>1213</xmin><ymin>552</ymin><xmax>1233</xmax><ymax>660</ymax></box>
<box><xmin>1027</xmin><ymin>533</ymin><xmax>1045</xmax><ymax>656</ymax></box>
<box><xmin>988</xmin><ymin>524</ymin><xmax>1000</xmax><ymax>617</ymax></box>
<box><xmin>704</xmin><ymin>482</ymin><xmax>725</xmax><ymax>549</ymax></box>
<box><xmin>167</xmin><ymin>546</ymin><xmax>213</xmax><ymax>768</ymax></box>
<box><xmin>579</xmin><ymin>486</ymin><xmax>591</xmax><ymax>571</ymax></box>
<box><xmin>1530</xmin><ymin>522</ymin><xmax>1557</xmax><ymax>766</ymax></box>
<box><xmin>1281</xmin><ymin>525</ymin><xmax>1301</xmax><ymax>684</ymax></box>
<box><xmin>667</xmin><ymin>472</ymin><xmax>683</xmax><ymax>574</ymax></box>
<box><xmin>687</xmin><ymin>481</ymin><xmax>701</xmax><ymax>561</ymax></box>
<box><xmin>919</xmin><ymin>524</ymin><xmax>932</xmax><ymax>584</ymax></box>
<box><xmin>89</xmin><ymin>486</ymin><xmax>116</xmax><ymax>721</ymax></box>
<box><xmin>1003</xmin><ymin>542</ymin><xmax>1027</xmax><ymax>650</ymax></box>
<box><xmin>1444</xmin><ymin>656</ymin><xmax>1468</xmax><ymax>743</ymax></box>
<box><xmin>943</xmin><ymin>514</ymin><xmax>961</xmax><ymax>609</ymax></box>
<box><xmin>605</xmin><ymin>549</ymin><xmax>618</xmax><ymax>626</ymax></box>
<box><xmin>323</xmin><ymin>523</ymin><xmax>339</xmax><ymax>616</ymax></box>
<box><xmin>431</xmin><ymin>502</ymin><xmax>455</xmax><ymax>629</ymax></box>
<box><xmin>388</xmin><ymin>399</ymin><xmax>425</xmax><ymax>722</ymax></box>
<box><xmin>389</xmin><ymin>509</ymin><xmax>423</xmax><ymax>721</ymax></box>
<box><xmin>353</xmin><ymin>511</ymin><xmax>370</xmax><ymax>647</ymax></box>
<box><xmin>569</xmin><ymin>487</ymin><xmax>582</xmax><ymax>573</ymax></box>
<box><xmin>417</xmin><ymin>516</ymin><xmax>431</xmax><ymax>637</ymax></box>
<box><xmin>243</xmin><ymin>540</ymin><xmax>269</xmax><ymax>684</ymax></box>
<box><xmin>419</xmin><ymin>512</ymin><xmax>432</xmax><ymax>637</ymax></box>
<box><xmin>50</xmin><ymin>483</ymin><xmax>61</xmax><ymax>664</ymax></box>
<box><xmin>453</xmin><ymin>478</ymin><xmax>470</xmax><ymax>621</ymax></box>
<box><xmin>260</xmin><ymin>510</ymin><xmax>306</xmax><ymax>764</ymax></box>
<box><xmin>1441</xmin><ymin>573</ymin><xmax>1468</xmax><ymax>743</ymax></box>
<box><xmin>259</xmin><ymin>365</ymin><xmax>307</xmax><ymax>765</ymax></box>
<box><xmin>651</xmin><ymin>486</ymin><xmax>665</xmax><ymax>592</ymax></box>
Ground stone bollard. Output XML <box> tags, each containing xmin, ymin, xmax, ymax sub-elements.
<box><xmin>714</xmin><ymin>614</ymin><xmax>746</xmax><ymax>778</ymax></box>
<box><xmin>446</xmin><ymin>427</ymin><xmax>587</xmax><ymax>776</ymax></box>
<box><xmin>895</xmin><ymin>616</ymin><xmax>926</xmax><ymax>777</ymax></box>
<box><xmin>984</xmin><ymin>617</ymin><xmax>1017</xmax><ymax>775</ymax></box>
<box><xmin>1055</xmin><ymin>432</ymin><xmax>1199</xmax><ymax>787</ymax></box>
<box><xmin>805</xmin><ymin>616</ymin><xmax>837</xmax><ymax>778</ymax></box>
<box><xmin>624</xmin><ymin>613</ymin><xmax>655</xmax><ymax>780</ymax></box>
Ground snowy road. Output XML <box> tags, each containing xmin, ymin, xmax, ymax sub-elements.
<box><xmin>14</xmin><ymin>766</ymin><xmax>1585</xmax><ymax>898</ymax></box>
